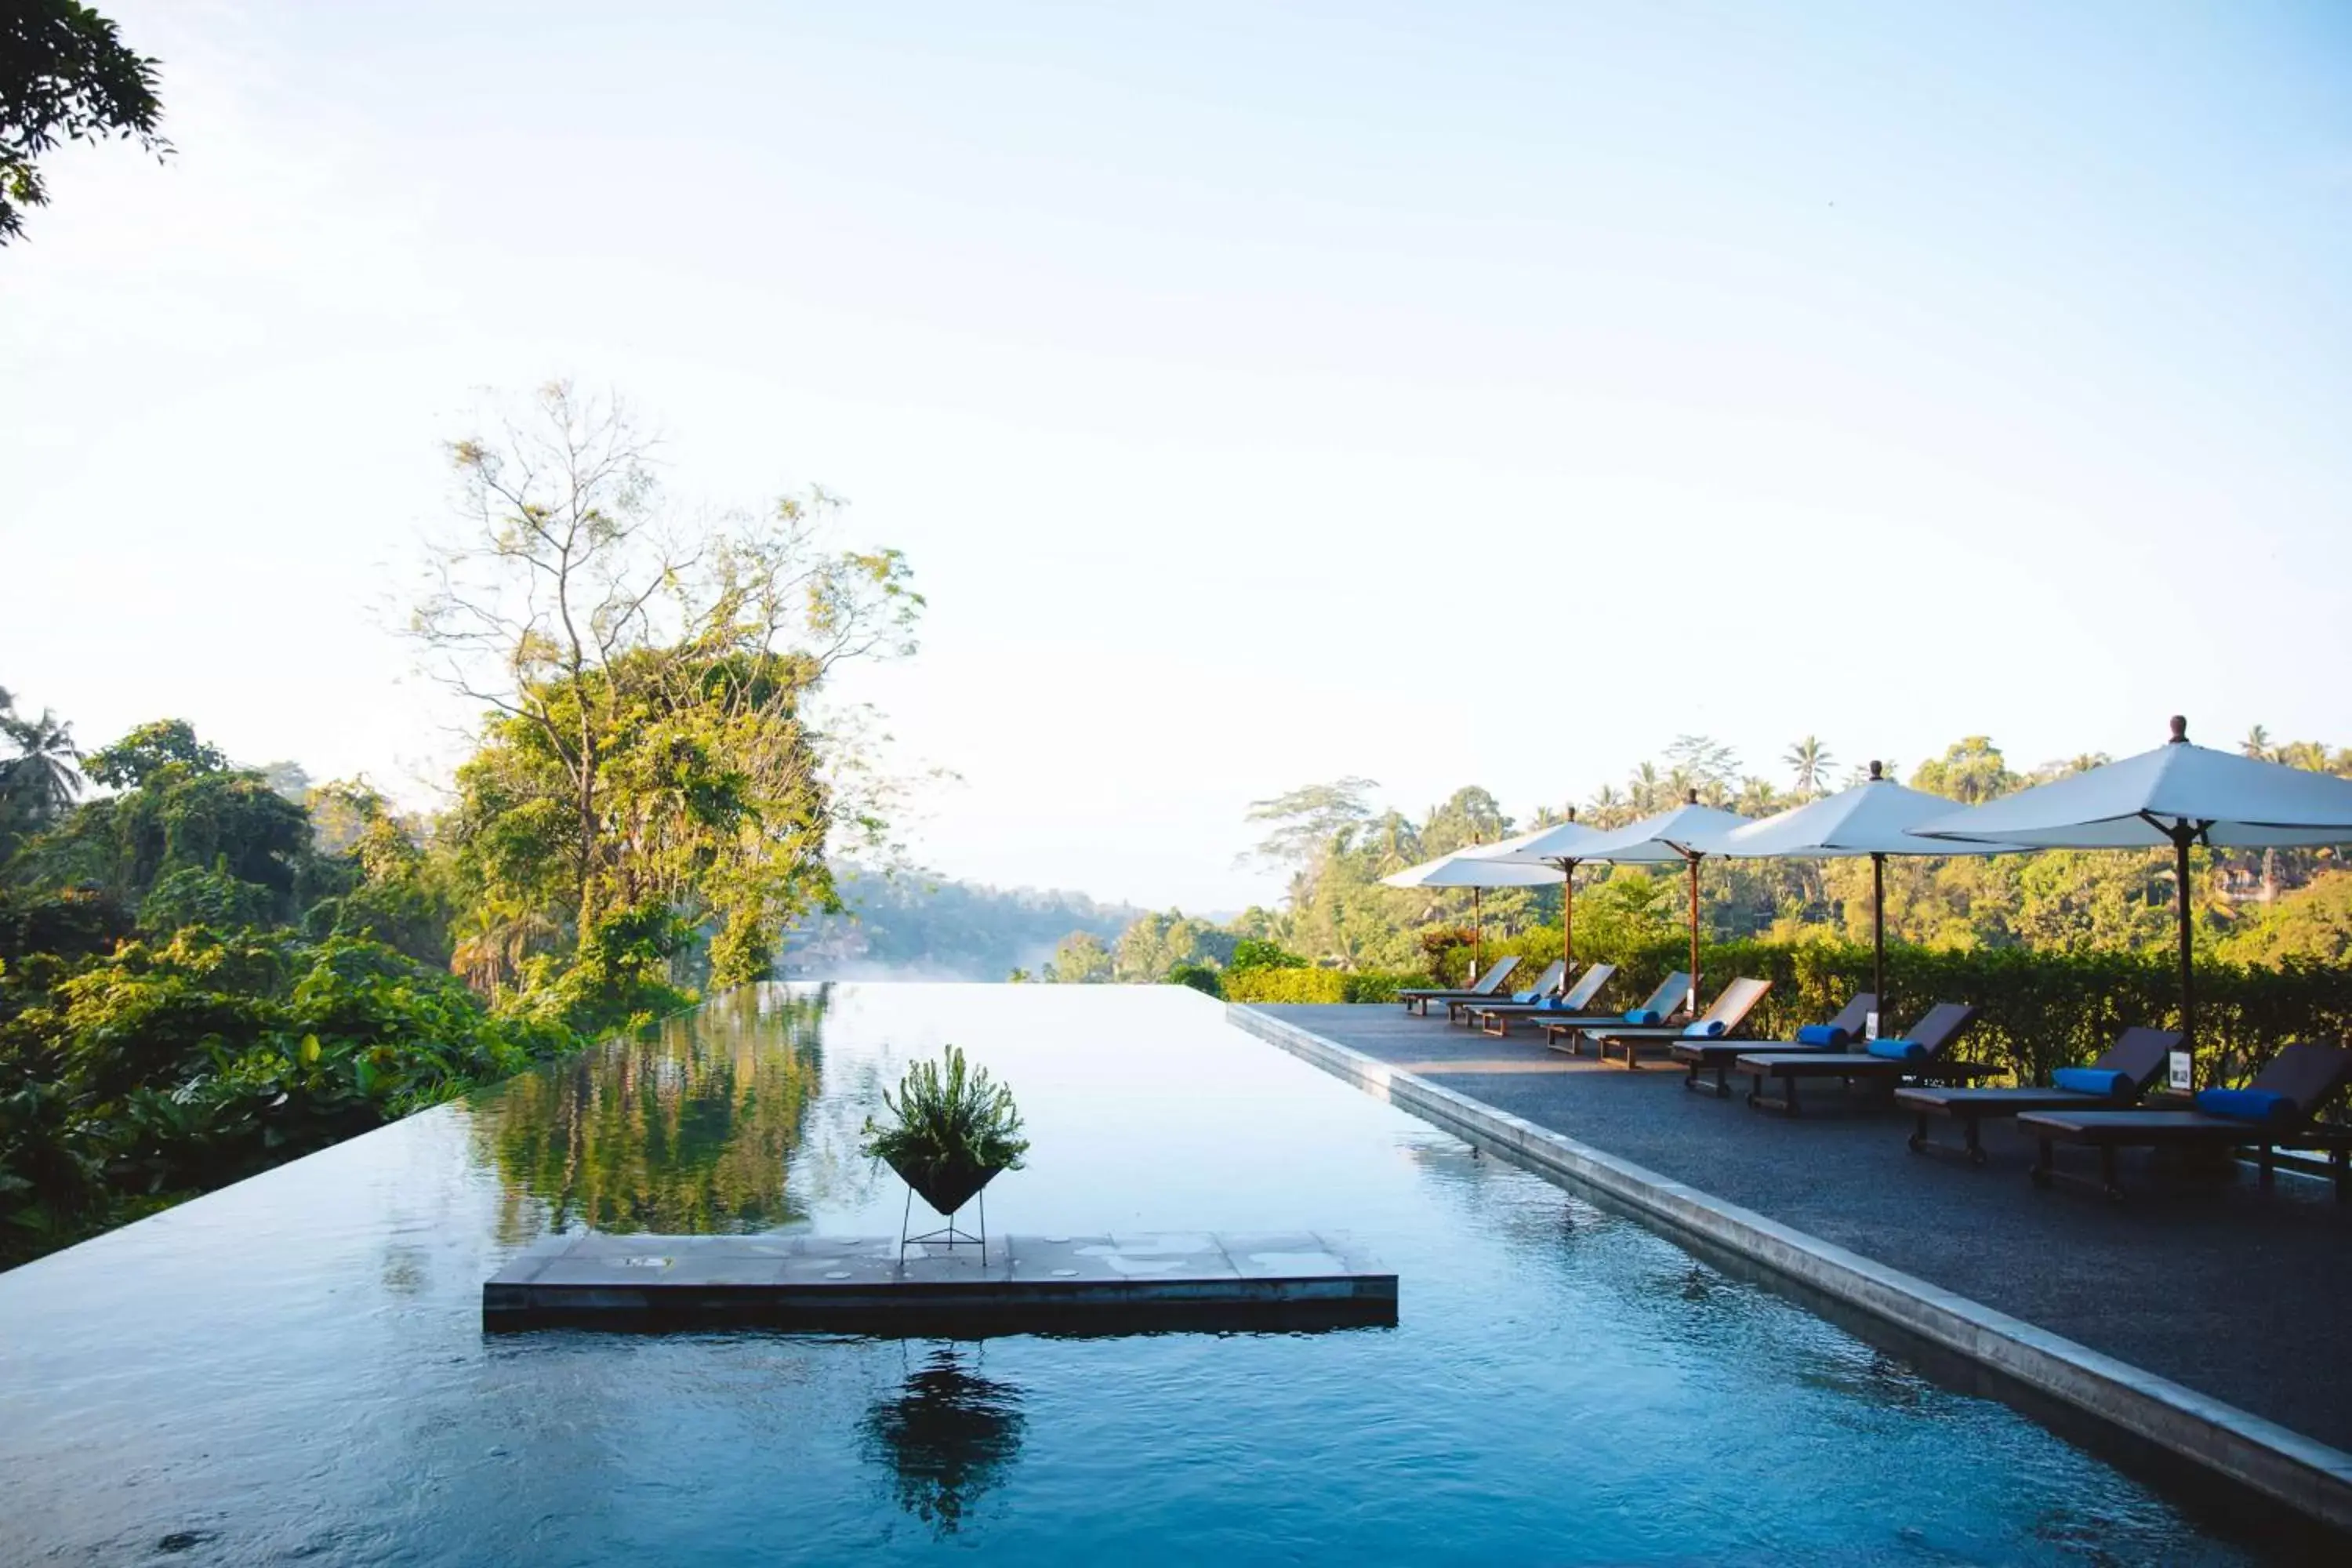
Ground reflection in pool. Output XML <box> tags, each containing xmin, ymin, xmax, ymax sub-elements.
<box><xmin>862</xmin><ymin>1347</ymin><xmax>1029</xmax><ymax>1535</ymax></box>
<box><xmin>0</xmin><ymin>984</ymin><xmax>2296</xmax><ymax>1564</ymax></box>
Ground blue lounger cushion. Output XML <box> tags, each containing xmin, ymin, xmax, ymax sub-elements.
<box><xmin>2051</xmin><ymin>1066</ymin><xmax>2129</xmax><ymax>1099</ymax></box>
<box><xmin>1866</xmin><ymin>1038</ymin><xmax>1924</xmax><ymax>1062</ymax></box>
<box><xmin>1623</xmin><ymin>1008</ymin><xmax>1663</xmax><ymax>1025</ymax></box>
<box><xmin>1682</xmin><ymin>1019</ymin><xmax>1726</xmax><ymax>1038</ymax></box>
<box><xmin>2194</xmin><ymin>1087</ymin><xmax>2297</xmax><ymax>1125</ymax></box>
<box><xmin>1794</xmin><ymin>1023</ymin><xmax>1849</xmax><ymax>1048</ymax></box>
<box><xmin>1508</xmin><ymin>989</ymin><xmax>1538</xmax><ymax>1004</ymax></box>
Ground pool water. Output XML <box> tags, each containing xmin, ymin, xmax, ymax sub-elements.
<box><xmin>0</xmin><ymin>985</ymin><xmax>2285</xmax><ymax>1563</ymax></box>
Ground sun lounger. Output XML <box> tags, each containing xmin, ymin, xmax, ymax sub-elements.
<box><xmin>1398</xmin><ymin>956</ymin><xmax>1520</xmax><ymax>1015</ymax></box>
<box><xmin>1446</xmin><ymin>959</ymin><xmax>1568</xmax><ymax>1024</ymax></box>
<box><xmin>1733</xmin><ymin>1003</ymin><xmax>1984</xmax><ymax>1116</ymax></box>
<box><xmin>1671</xmin><ymin>993</ymin><xmax>1877</xmax><ymax>1098</ymax></box>
<box><xmin>1575</xmin><ymin>978</ymin><xmax>1772</xmax><ymax>1070</ymax></box>
<box><xmin>1895</xmin><ymin>1026</ymin><xmax>2180</xmax><ymax>1166</ymax></box>
<box><xmin>2020</xmin><ymin>1041</ymin><xmax>2352</xmax><ymax>1201</ymax></box>
<box><xmin>1530</xmin><ymin>972</ymin><xmax>1691</xmax><ymax>1055</ymax></box>
<box><xmin>1464</xmin><ymin>963</ymin><xmax>1615</xmax><ymax>1036</ymax></box>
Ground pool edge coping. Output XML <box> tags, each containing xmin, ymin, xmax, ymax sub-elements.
<box><xmin>1225</xmin><ymin>1000</ymin><xmax>2352</xmax><ymax>1534</ymax></box>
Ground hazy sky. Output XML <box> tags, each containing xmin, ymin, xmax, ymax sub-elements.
<box><xmin>5</xmin><ymin>1</ymin><xmax>2349</xmax><ymax>912</ymax></box>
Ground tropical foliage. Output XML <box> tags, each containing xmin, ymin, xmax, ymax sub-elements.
<box><xmin>0</xmin><ymin>1</ymin><xmax>169</xmax><ymax>243</ymax></box>
<box><xmin>1165</xmin><ymin>733</ymin><xmax>2352</xmax><ymax>978</ymax></box>
<box><xmin>0</xmin><ymin>383</ymin><xmax>924</xmax><ymax>1269</ymax></box>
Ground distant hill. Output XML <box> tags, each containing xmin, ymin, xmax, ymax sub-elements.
<box><xmin>778</xmin><ymin>868</ymin><xmax>1146</xmax><ymax>980</ymax></box>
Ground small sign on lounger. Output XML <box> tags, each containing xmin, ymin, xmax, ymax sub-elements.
<box><xmin>2169</xmin><ymin>1050</ymin><xmax>2192</xmax><ymax>1092</ymax></box>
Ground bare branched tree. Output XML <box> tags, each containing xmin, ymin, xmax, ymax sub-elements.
<box><xmin>412</xmin><ymin>380</ymin><xmax>924</xmax><ymax>942</ymax></box>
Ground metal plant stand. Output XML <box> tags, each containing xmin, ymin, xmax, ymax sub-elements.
<box><xmin>899</xmin><ymin>1183</ymin><xmax>987</xmax><ymax>1261</ymax></box>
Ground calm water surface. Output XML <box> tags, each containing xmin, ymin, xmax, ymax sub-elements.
<box><xmin>0</xmin><ymin>985</ymin><xmax>2287</xmax><ymax>1563</ymax></box>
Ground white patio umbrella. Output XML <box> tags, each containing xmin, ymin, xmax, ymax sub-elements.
<box><xmin>1379</xmin><ymin>849</ymin><xmax>1562</xmax><ymax>978</ymax></box>
<box><xmin>1913</xmin><ymin>716</ymin><xmax>2352</xmax><ymax>1074</ymax></box>
<box><xmin>1711</xmin><ymin>761</ymin><xmax>2024</xmax><ymax>1021</ymax></box>
<box><xmin>1573</xmin><ymin>792</ymin><xmax>1753</xmax><ymax>1014</ymax></box>
<box><xmin>1462</xmin><ymin>811</ymin><xmax>1610</xmax><ymax>974</ymax></box>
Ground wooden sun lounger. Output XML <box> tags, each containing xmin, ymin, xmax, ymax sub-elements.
<box><xmin>2020</xmin><ymin>1041</ymin><xmax>2352</xmax><ymax>1201</ymax></box>
<box><xmin>1534</xmin><ymin>972</ymin><xmax>1690</xmax><ymax>1055</ymax></box>
<box><xmin>1733</xmin><ymin>1003</ymin><xmax>1984</xmax><ymax>1116</ymax></box>
<box><xmin>1671</xmin><ymin>993</ymin><xmax>1876</xmax><ymax>1098</ymax></box>
<box><xmin>1895</xmin><ymin>1026</ymin><xmax>2180</xmax><ymax>1166</ymax></box>
<box><xmin>1398</xmin><ymin>956</ymin><xmax>1520</xmax><ymax>1015</ymax></box>
<box><xmin>1445</xmin><ymin>959</ymin><xmax>1568</xmax><ymax>1024</ymax></box>
<box><xmin>1466</xmin><ymin>963</ymin><xmax>1615</xmax><ymax>1036</ymax></box>
<box><xmin>1574</xmin><ymin>978</ymin><xmax>1772</xmax><ymax>1070</ymax></box>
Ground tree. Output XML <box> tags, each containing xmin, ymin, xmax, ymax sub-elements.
<box><xmin>413</xmin><ymin>381</ymin><xmax>922</xmax><ymax>991</ymax></box>
<box><xmin>82</xmin><ymin>717</ymin><xmax>224</xmax><ymax>788</ymax></box>
<box><xmin>16</xmin><ymin>718</ymin><xmax>310</xmax><ymax>920</ymax></box>
<box><xmin>0</xmin><ymin>688</ymin><xmax>80</xmax><ymax>857</ymax></box>
<box><xmin>1665</xmin><ymin>735</ymin><xmax>1740</xmax><ymax>789</ymax></box>
<box><xmin>1042</xmin><ymin>931</ymin><xmax>1111</xmax><ymax>984</ymax></box>
<box><xmin>1</xmin><ymin>2</ymin><xmax>169</xmax><ymax>244</ymax></box>
<box><xmin>1240</xmin><ymin>778</ymin><xmax>1377</xmax><ymax>869</ymax></box>
<box><xmin>1782</xmin><ymin>736</ymin><xmax>1833</xmax><ymax>798</ymax></box>
<box><xmin>1910</xmin><ymin>736</ymin><xmax>2016</xmax><ymax>805</ymax></box>
<box><xmin>2241</xmin><ymin>725</ymin><xmax>2272</xmax><ymax>761</ymax></box>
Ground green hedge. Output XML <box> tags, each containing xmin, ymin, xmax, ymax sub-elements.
<box><xmin>1222</xmin><ymin>967</ymin><xmax>1431</xmax><ymax>1005</ymax></box>
<box><xmin>1425</xmin><ymin>929</ymin><xmax>2352</xmax><ymax>1091</ymax></box>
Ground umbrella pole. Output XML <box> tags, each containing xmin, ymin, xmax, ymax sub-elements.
<box><xmin>2175</xmin><ymin>832</ymin><xmax>2196</xmax><ymax>1068</ymax></box>
<box><xmin>1559</xmin><ymin>858</ymin><xmax>1575</xmax><ymax>973</ymax></box>
<box><xmin>1872</xmin><ymin>851</ymin><xmax>1886</xmax><ymax>1022</ymax></box>
<box><xmin>1472</xmin><ymin>886</ymin><xmax>1483</xmax><ymax>983</ymax></box>
<box><xmin>1686</xmin><ymin>855</ymin><xmax>1700</xmax><ymax>1015</ymax></box>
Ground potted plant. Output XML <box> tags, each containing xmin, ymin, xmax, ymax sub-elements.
<box><xmin>861</xmin><ymin>1045</ymin><xmax>1030</xmax><ymax>1223</ymax></box>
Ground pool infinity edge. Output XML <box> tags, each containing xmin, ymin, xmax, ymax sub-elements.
<box><xmin>1224</xmin><ymin>1000</ymin><xmax>2352</xmax><ymax>1535</ymax></box>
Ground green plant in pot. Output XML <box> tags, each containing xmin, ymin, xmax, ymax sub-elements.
<box><xmin>861</xmin><ymin>1045</ymin><xmax>1030</xmax><ymax>1218</ymax></box>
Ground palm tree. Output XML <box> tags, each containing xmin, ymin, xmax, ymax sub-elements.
<box><xmin>0</xmin><ymin>704</ymin><xmax>83</xmax><ymax>822</ymax></box>
<box><xmin>1628</xmin><ymin>763</ymin><xmax>1661</xmax><ymax>814</ymax></box>
<box><xmin>2241</xmin><ymin>725</ymin><xmax>2272</xmax><ymax>761</ymax></box>
<box><xmin>1783</xmin><ymin>735</ymin><xmax>1833</xmax><ymax>798</ymax></box>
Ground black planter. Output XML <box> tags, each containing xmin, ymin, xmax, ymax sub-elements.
<box><xmin>884</xmin><ymin>1152</ymin><xmax>1006</xmax><ymax>1218</ymax></box>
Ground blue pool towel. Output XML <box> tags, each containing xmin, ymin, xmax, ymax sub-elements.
<box><xmin>2051</xmin><ymin>1066</ymin><xmax>2129</xmax><ymax>1100</ymax></box>
<box><xmin>1682</xmin><ymin>1019</ymin><xmax>1726</xmax><ymax>1038</ymax></box>
<box><xmin>1866</xmin><ymin>1038</ymin><xmax>1925</xmax><ymax>1062</ymax></box>
<box><xmin>2195</xmin><ymin>1087</ymin><xmax>2297</xmax><ymax>1125</ymax></box>
<box><xmin>1623</xmin><ymin>1008</ymin><xmax>1663</xmax><ymax>1026</ymax></box>
<box><xmin>1794</xmin><ymin>1023</ymin><xmax>1849</xmax><ymax>1048</ymax></box>
<box><xmin>1508</xmin><ymin>989</ymin><xmax>1539</xmax><ymax>1004</ymax></box>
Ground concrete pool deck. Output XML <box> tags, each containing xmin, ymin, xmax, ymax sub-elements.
<box><xmin>485</xmin><ymin>1229</ymin><xmax>1397</xmax><ymax>1334</ymax></box>
<box><xmin>1234</xmin><ymin>1001</ymin><xmax>2352</xmax><ymax>1531</ymax></box>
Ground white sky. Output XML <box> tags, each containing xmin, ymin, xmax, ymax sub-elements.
<box><xmin>5</xmin><ymin>2</ymin><xmax>2350</xmax><ymax>912</ymax></box>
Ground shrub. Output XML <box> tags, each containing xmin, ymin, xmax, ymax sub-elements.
<box><xmin>1221</xmin><ymin>967</ymin><xmax>1430</xmax><ymax>1004</ymax></box>
<box><xmin>1164</xmin><ymin>962</ymin><xmax>1221</xmax><ymax>997</ymax></box>
<box><xmin>1229</xmin><ymin>938</ymin><xmax>1307</xmax><ymax>972</ymax></box>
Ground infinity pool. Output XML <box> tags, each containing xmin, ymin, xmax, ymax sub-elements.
<box><xmin>0</xmin><ymin>985</ymin><xmax>2285</xmax><ymax>1563</ymax></box>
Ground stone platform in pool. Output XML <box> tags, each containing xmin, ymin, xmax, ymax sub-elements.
<box><xmin>484</xmin><ymin>1229</ymin><xmax>1397</xmax><ymax>1334</ymax></box>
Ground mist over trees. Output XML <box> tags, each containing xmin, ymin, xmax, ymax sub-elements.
<box><xmin>780</xmin><ymin>870</ymin><xmax>1145</xmax><ymax>981</ymax></box>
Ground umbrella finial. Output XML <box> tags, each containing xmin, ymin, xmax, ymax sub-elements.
<box><xmin>1868</xmin><ymin>760</ymin><xmax>1884</xmax><ymax>781</ymax></box>
<box><xmin>1684</xmin><ymin>788</ymin><xmax>1699</xmax><ymax>804</ymax></box>
<box><xmin>2169</xmin><ymin>714</ymin><xmax>2188</xmax><ymax>744</ymax></box>
<box><xmin>1566</xmin><ymin>806</ymin><xmax>1577</xmax><ymax>821</ymax></box>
